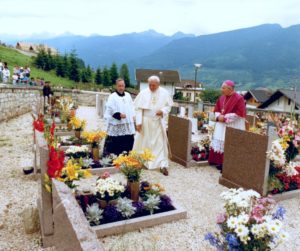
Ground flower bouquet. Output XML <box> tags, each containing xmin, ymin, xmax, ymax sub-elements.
<box><xmin>82</xmin><ymin>130</ymin><xmax>107</xmax><ymax>161</ymax></box>
<box><xmin>57</xmin><ymin>159</ymin><xmax>92</xmax><ymax>189</ymax></box>
<box><xmin>65</xmin><ymin>145</ymin><xmax>89</xmax><ymax>159</ymax></box>
<box><xmin>191</xmin><ymin>136</ymin><xmax>211</xmax><ymax>161</ymax></box>
<box><xmin>193</xmin><ymin>111</ymin><xmax>208</xmax><ymax>131</ymax></box>
<box><xmin>113</xmin><ymin>149</ymin><xmax>154</xmax><ymax>201</ymax></box>
<box><xmin>94</xmin><ymin>176</ymin><xmax>125</xmax><ymax>208</ymax></box>
<box><xmin>69</xmin><ymin>116</ymin><xmax>86</xmax><ymax>138</ymax></box>
<box><xmin>267</xmin><ymin>118</ymin><xmax>300</xmax><ymax>194</ymax></box>
<box><xmin>205</xmin><ymin>188</ymin><xmax>288</xmax><ymax>251</ymax></box>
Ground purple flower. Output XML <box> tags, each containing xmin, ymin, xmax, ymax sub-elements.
<box><xmin>273</xmin><ymin>206</ymin><xmax>286</xmax><ymax>220</ymax></box>
<box><xmin>216</xmin><ymin>213</ymin><xmax>226</xmax><ymax>224</ymax></box>
<box><xmin>204</xmin><ymin>233</ymin><xmax>223</xmax><ymax>251</ymax></box>
<box><xmin>103</xmin><ymin>205</ymin><xmax>121</xmax><ymax>221</ymax></box>
<box><xmin>225</xmin><ymin>233</ymin><xmax>241</xmax><ymax>251</ymax></box>
<box><xmin>133</xmin><ymin>201</ymin><xmax>145</xmax><ymax>215</ymax></box>
<box><xmin>159</xmin><ymin>195</ymin><xmax>173</xmax><ymax>209</ymax></box>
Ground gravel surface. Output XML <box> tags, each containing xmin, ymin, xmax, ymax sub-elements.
<box><xmin>0</xmin><ymin>107</ymin><xmax>299</xmax><ymax>251</ymax></box>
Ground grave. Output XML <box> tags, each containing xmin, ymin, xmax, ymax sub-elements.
<box><xmin>168</xmin><ymin>115</ymin><xmax>208</xmax><ymax>167</ymax></box>
<box><xmin>219</xmin><ymin>127</ymin><xmax>300</xmax><ymax>201</ymax></box>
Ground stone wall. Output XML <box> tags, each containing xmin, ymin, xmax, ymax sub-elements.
<box><xmin>0</xmin><ymin>87</ymin><xmax>42</xmax><ymax>122</ymax></box>
<box><xmin>0</xmin><ymin>86</ymin><xmax>110</xmax><ymax>122</ymax></box>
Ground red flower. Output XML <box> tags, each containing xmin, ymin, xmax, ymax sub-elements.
<box><xmin>50</xmin><ymin>122</ymin><xmax>56</xmax><ymax>137</ymax></box>
<box><xmin>47</xmin><ymin>146</ymin><xmax>65</xmax><ymax>178</ymax></box>
<box><xmin>33</xmin><ymin>120</ymin><xmax>44</xmax><ymax>132</ymax></box>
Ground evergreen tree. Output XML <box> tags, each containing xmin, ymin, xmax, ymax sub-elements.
<box><xmin>55</xmin><ymin>56</ymin><xmax>65</xmax><ymax>77</ymax></box>
<box><xmin>35</xmin><ymin>48</ymin><xmax>47</xmax><ymax>70</ymax></box>
<box><xmin>62</xmin><ymin>54</ymin><xmax>70</xmax><ymax>77</ymax></box>
<box><xmin>119</xmin><ymin>63</ymin><xmax>131</xmax><ymax>87</ymax></box>
<box><xmin>110</xmin><ymin>63</ymin><xmax>119</xmax><ymax>84</ymax></box>
<box><xmin>68</xmin><ymin>51</ymin><xmax>80</xmax><ymax>82</ymax></box>
<box><xmin>81</xmin><ymin>65</ymin><xmax>93</xmax><ymax>83</ymax></box>
<box><xmin>44</xmin><ymin>48</ymin><xmax>55</xmax><ymax>71</ymax></box>
<box><xmin>95</xmin><ymin>68</ymin><xmax>102</xmax><ymax>85</ymax></box>
<box><xmin>102</xmin><ymin>67</ymin><xmax>111</xmax><ymax>87</ymax></box>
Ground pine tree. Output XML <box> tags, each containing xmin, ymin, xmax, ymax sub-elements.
<box><xmin>119</xmin><ymin>63</ymin><xmax>131</xmax><ymax>87</ymax></box>
<box><xmin>62</xmin><ymin>54</ymin><xmax>70</xmax><ymax>77</ymax></box>
<box><xmin>95</xmin><ymin>68</ymin><xmax>102</xmax><ymax>85</ymax></box>
<box><xmin>45</xmin><ymin>48</ymin><xmax>55</xmax><ymax>71</ymax></box>
<box><xmin>68</xmin><ymin>51</ymin><xmax>80</xmax><ymax>82</ymax></box>
<box><xmin>102</xmin><ymin>67</ymin><xmax>111</xmax><ymax>87</ymax></box>
<box><xmin>110</xmin><ymin>63</ymin><xmax>119</xmax><ymax>84</ymax></box>
<box><xmin>55</xmin><ymin>57</ymin><xmax>65</xmax><ymax>77</ymax></box>
<box><xmin>35</xmin><ymin>48</ymin><xmax>47</xmax><ymax>70</ymax></box>
<box><xmin>81</xmin><ymin>65</ymin><xmax>93</xmax><ymax>83</ymax></box>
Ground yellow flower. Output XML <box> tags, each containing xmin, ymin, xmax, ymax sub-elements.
<box><xmin>45</xmin><ymin>184</ymin><xmax>52</xmax><ymax>193</ymax></box>
<box><xmin>82</xmin><ymin>131</ymin><xmax>107</xmax><ymax>143</ymax></box>
<box><xmin>140</xmin><ymin>149</ymin><xmax>155</xmax><ymax>161</ymax></box>
<box><xmin>65</xmin><ymin>160</ymin><xmax>80</xmax><ymax>181</ymax></box>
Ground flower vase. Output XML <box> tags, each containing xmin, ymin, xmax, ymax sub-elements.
<box><xmin>92</xmin><ymin>146</ymin><xmax>100</xmax><ymax>161</ymax></box>
<box><xmin>128</xmin><ymin>181</ymin><xmax>140</xmax><ymax>202</ymax></box>
<box><xmin>75</xmin><ymin>130</ymin><xmax>81</xmax><ymax>139</ymax></box>
<box><xmin>67</xmin><ymin>121</ymin><xmax>72</xmax><ymax>131</ymax></box>
<box><xmin>98</xmin><ymin>199</ymin><xmax>117</xmax><ymax>209</ymax></box>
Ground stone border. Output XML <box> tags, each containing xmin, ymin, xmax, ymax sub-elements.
<box><xmin>93</xmin><ymin>203</ymin><xmax>187</xmax><ymax>238</ymax></box>
<box><xmin>90</xmin><ymin>166</ymin><xmax>119</xmax><ymax>176</ymax></box>
<box><xmin>272</xmin><ymin>189</ymin><xmax>300</xmax><ymax>202</ymax></box>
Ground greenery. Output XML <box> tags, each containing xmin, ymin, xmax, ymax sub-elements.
<box><xmin>0</xmin><ymin>45</ymin><xmax>132</xmax><ymax>90</ymax></box>
<box><xmin>200</xmin><ymin>89</ymin><xmax>221</xmax><ymax>103</ymax></box>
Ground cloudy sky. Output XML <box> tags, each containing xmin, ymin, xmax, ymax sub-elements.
<box><xmin>0</xmin><ymin>0</ymin><xmax>300</xmax><ymax>37</ymax></box>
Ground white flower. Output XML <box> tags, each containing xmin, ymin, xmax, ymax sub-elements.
<box><xmin>251</xmin><ymin>224</ymin><xmax>260</xmax><ymax>235</ymax></box>
<box><xmin>66</xmin><ymin>145</ymin><xmax>89</xmax><ymax>154</ymax></box>
<box><xmin>279</xmin><ymin>231</ymin><xmax>289</xmax><ymax>241</ymax></box>
<box><xmin>237</xmin><ymin>213</ymin><xmax>249</xmax><ymax>225</ymax></box>
<box><xmin>235</xmin><ymin>224</ymin><xmax>249</xmax><ymax>238</ymax></box>
<box><xmin>227</xmin><ymin>216</ymin><xmax>239</xmax><ymax>229</ymax></box>
<box><xmin>267</xmin><ymin>223</ymin><xmax>280</xmax><ymax>235</ymax></box>
<box><xmin>283</xmin><ymin>162</ymin><xmax>299</xmax><ymax>176</ymax></box>
<box><xmin>267</xmin><ymin>139</ymin><xmax>286</xmax><ymax>167</ymax></box>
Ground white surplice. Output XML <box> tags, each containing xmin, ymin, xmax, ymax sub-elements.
<box><xmin>104</xmin><ymin>92</ymin><xmax>135</xmax><ymax>136</ymax></box>
<box><xmin>133</xmin><ymin>87</ymin><xmax>173</xmax><ymax>169</ymax></box>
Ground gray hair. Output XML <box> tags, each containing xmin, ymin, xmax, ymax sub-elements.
<box><xmin>148</xmin><ymin>75</ymin><xmax>160</xmax><ymax>83</ymax></box>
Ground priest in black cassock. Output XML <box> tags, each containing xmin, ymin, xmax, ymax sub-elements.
<box><xmin>103</xmin><ymin>78</ymin><xmax>135</xmax><ymax>156</ymax></box>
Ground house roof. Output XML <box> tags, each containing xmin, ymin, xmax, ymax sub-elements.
<box><xmin>258</xmin><ymin>89</ymin><xmax>300</xmax><ymax>108</ymax></box>
<box><xmin>175</xmin><ymin>79</ymin><xmax>201</xmax><ymax>88</ymax></box>
<box><xmin>135</xmin><ymin>69</ymin><xmax>180</xmax><ymax>83</ymax></box>
<box><xmin>244</xmin><ymin>88</ymin><xmax>273</xmax><ymax>103</ymax></box>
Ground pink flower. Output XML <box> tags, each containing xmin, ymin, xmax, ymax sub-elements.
<box><xmin>216</xmin><ymin>213</ymin><xmax>226</xmax><ymax>224</ymax></box>
<box><xmin>100</xmin><ymin>171</ymin><xmax>110</xmax><ymax>179</ymax></box>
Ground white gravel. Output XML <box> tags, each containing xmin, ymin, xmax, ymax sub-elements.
<box><xmin>0</xmin><ymin>107</ymin><xmax>299</xmax><ymax>251</ymax></box>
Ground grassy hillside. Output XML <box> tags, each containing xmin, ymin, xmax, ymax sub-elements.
<box><xmin>0</xmin><ymin>45</ymin><xmax>100</xmax><ymax>90</ymax></box>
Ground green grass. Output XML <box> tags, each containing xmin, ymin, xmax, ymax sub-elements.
<box><xmin>0</xmin><ymin>45</ymin><xmax>99</xmax><ymax>89</ymax></box>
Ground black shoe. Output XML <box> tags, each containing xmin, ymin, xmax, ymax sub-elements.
<box><xmin>216</xmin><ymin>165</ymin><xmax>223</xmax><ymax>171</ymax></box>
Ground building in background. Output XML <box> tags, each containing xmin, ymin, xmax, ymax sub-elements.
<box><xmin>258</xmin><ymin>89</ymin><xmax>300</xmax><ymax>112</ymax></box>
<box><xmin>174</xmin><ymin>79</ymin><xmax>204</xmax><ymax>102</ymax></box>
<box><xmin>243</xmin><ymin>88</ymin><xmax>273</xmax><ymax>108</ymax></box>
<box><xmin>16</xmin><ymin>42</ymin><xmax>58</xmax><ymax>55</ymax></box>
<box><xmin>135</xmin><ymin>69</ymin><xmax>180</xmax><ymax>97</ymax></box>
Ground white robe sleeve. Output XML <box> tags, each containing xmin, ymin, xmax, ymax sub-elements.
<box><xmin>135</xmin><ymin>109</ymin><xmax>143</xmax><ymax>125</ymax></box>
<box><xmin>161</xmin><ymin>92</ymin><xmax>174</xmax><ymax>117</ymax></box>
<box><xmin>104</xmin><ymin>95</ymin><xmax>116</xmax><ymax>120</ymax></box>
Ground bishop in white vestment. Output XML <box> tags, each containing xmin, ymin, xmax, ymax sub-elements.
<box><xmin>133</xmin><ymin>76</ymin><xmax>173</xmax><ymax>176</ymax></box>
<box><xmin>104</xmin><ymin>79</ymin><xmax>135</xmax><ymax>156</ymax></box>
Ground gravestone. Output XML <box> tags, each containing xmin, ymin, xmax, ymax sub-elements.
<box><xmin>219</xmin><ymin>127</ymin><xmax>273</xmax><ymax>195</ymax></box>
<box><xmin>52</xmin><ymin>180</ymin><xmax>104</xmax><ymax>251</ymax></box>
<box><xmin>168</xmin><ymin>115</ymin><xmax>192</xmax><ymax>167</ymax></box>
<box><xmin>187</xmin><ymin>105</ymin><xmax>194</xmax><ymax>118</ymax></box>
<box><xmin>37</xmin><ymin>146</ymin><xmax>55</xmax><ymax>247</ymax></box>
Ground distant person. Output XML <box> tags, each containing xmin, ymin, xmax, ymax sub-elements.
<box><xmin>40</xmin><ymin>78</ymin><xmax>45</xmax><ymax>86</ymax></box>
<box><xmin>29</xmin><ymin>77</ymin><xmax>37</xmax><ymax>86</ymax></box>
<box><xmin>2</xmin><ymin>62</ymin><xmax>10</xmax><ymax>84</ymax></box>
<box><xmin>103</xmin><ymin>78</ymin><xmax>136</xmax><ymax>156</ymax></box>
<box><xmin>0</xmin><ymin>60</ymin><xmax>3</xmax><ymax>82</ymax></box>
<box><xmin>208</xmin><ymin>80</ymin><xmax>246</xmax><ymax>172</ymax></box>
<box><xmin>43</xmin><ymin>81</ymin><xmax>53</xmax><ymax>104</ymax></box>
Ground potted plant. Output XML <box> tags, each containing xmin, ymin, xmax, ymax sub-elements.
<box><xmin>70</xmin><ymin>116</ymin><xmax>86</xmax><ymax>139</ymax></box>
<box><xmin>113</xmin><ymin>149</ymin><xmax>154</xmax><ymax>202</ymax></box>
<box><xmin>82</xmin><ymin>131</ymin><xmax>107</xmax><ymax>161</ymax></box>
<box><xmin>94</xmin><ymin>174</ymin><xmax>125</xmax><ymax>209</ymax></box>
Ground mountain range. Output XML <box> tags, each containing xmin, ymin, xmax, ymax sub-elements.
<box><xmin>2</xmin><ymin>24</ymin><xmax>300</xmax><ymax>89</ymax></box>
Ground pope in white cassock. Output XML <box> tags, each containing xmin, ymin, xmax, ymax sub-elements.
<box><xmin>103</xmin><ymin>78</ymin><xmax>136</xmax><ymax>156</ymax></box>
<box><xmin>133</xmin><ymin>76</ymin><xmax>173</xmax><ymax>176</ymax></box>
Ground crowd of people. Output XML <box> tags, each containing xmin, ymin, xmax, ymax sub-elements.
<box><xmin>0</xmin><ymin>61</ymin><xmax>46</xmax><ymax>86</ymax></box>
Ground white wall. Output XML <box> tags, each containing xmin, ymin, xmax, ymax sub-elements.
<box><xmin>267</xmin><ymin>96</ymin><xmax>293</xmax><ymax>112</ymax></box>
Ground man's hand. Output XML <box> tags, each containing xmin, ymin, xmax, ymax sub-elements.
<box><xmin>136</xmin><ymin>124</ymin><xmax>142</xmax><ymax>133</ymax></box>
<box><xmin>218</xmin><ymin>115</ymin><xmax>225</xmax><ymax>122</ymax></box>
<box><xmin>120</xmin><ymin>113</ymin><xmax>126</xmax><ymax>119</ymax></box>
<box><xmin>156</xmin><ymin>110</ymin><xmax>163</xmax><ymax>117</ymax></box>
